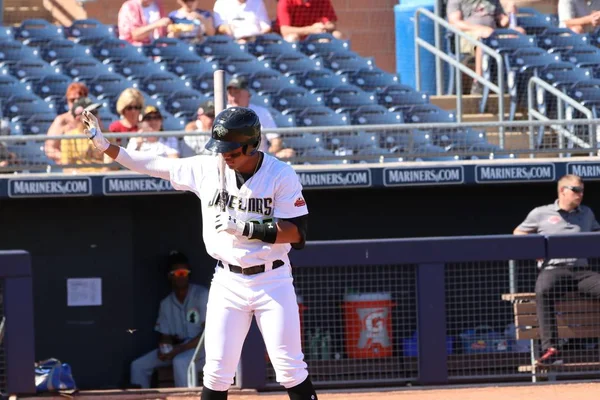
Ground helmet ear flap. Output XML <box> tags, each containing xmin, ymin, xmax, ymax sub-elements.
<box><xmin>243</xmin><ymin>136</ymin><xmax>261</xmax><ymax>156</ymax></box>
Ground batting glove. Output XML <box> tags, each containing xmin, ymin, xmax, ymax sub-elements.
<box><xmin>82</xmin><ymin>110</ymin><xmax>110</xmax><ymax>152</ymax></box>
<box><xmin>215</xmin><ymin>213</ymin><xmax>247</xmax><ymax>236</ymax></box>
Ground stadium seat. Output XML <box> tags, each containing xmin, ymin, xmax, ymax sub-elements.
<box><xmin>535</xmin><ymin>62</ymin><xmax>592</xmax><ymax>117</ymax></box>
<box><xmin>271</xmin><ymin>86</ymin><xmax>324</xmax><ymax>113</ymax></box>
<box><xmin>249</xmin><ymin>33</ymin><xmax>301</xmax><ymax>61</ymax></box>
<box><xmin>412</xmin><ymin>144</ymin><xmax>459</xmax><ymax>161</ymax></box>
<box><xmin>296</xmin><ymin>68</ymin><xmax>347</xmax><ymax>94</ymax></box>
<box><xmin>92</xmin><ymin>37</ymin><xmax>147</xmax><ymax>63</ymax></box>
<box><xmin>322</xmin><ymin>52</ymin><xmax>374</xmax><ymax>75</ymax></box>
<box><xmin>0</xmin><ymin>75</ymin><xmax>32</xmax><ymax>99</ymax></box>
<box><xmin>15</xmin><ymin>19</ymin><xmax>65</xmax><ymax>42</ymax></box>
<box><xmin>59</xmin><ymin>58</ymin><xmax>114</xmax><ymax>80</ymax></box>
<box><xmin>97</xmin><ymin>107</ymin><xmax>119</xmax><ymax>127</ymax></box>
<box><xmin>219</xmin><ymin>54</ymin><xmax>270</xmax><ymax>76</ymax></box>
<box><xmin>195</xmin><ymin>35</ymin><xmax>247</xmax><ymax>61</ymax></box>
<box><xmin>271</xmin><ymin>53</ymin><xmax>323</xmax><ymax>77</ymax></box>
<box><xmin>356</xmin><ymin>147</ymin><xmax>403</xmax><ymax>164</ymax></box>
<box><xmin>8</xmin><ymin>142</ymin><xmax>55</xmax><ymax>169</ymax></box>
<box><xmin>114</xmin><ymin>58</ymin><xmax>167</xmax><ymax>81</ymax></box>
<box><xmin>73</xmin><ymin>35</ymin><xmax>112</xmax><ymax>47</ymax></box>
<box><xmin>6</xmin><ymin>120</ymin><xmax>23</xmax><ymax>136</ymax></box>
<box><xmin>301</xmin><ymin>146</ymin><xmax>348</xmax><ymax>164</ymax></box>
<box><xmin>166</xmin><ymin>57</ymin><xmax>217</xmax><ymax>81</ymax></box>
<box><xmin>0</xmin><ymin>26</ymin><xmax>14</xmax><ymax>42</ymax></box>
<box><xmin>350</xmin><ymin>105</ymin><xmax>403</xmax><ymax>126</ymax></box>
<box><xmin>242</xmin><ymin>69</ymin><xmax>296</xmax><ymax>95</ymax></box>
<box><xmin>299</xmin><ymin>33</ymin><xmax>351</xmax><ymax>57</ymax></box>
<box><xmin>6</xmin><ymin>60</ymin><xmax>62</xmax><ymax>83</ymax></box>
<box><xmin>404</xmin><ymin>104</ymin><xmax>456</xmax><ymax>123</ymax></box>
<box><xmin>39</xmin><ymin>38</ymin><xmax>93</xmax><ymax>65</ymax></box>
<box><xmin>0</xmin><ymin>40</ymin><xmax>42</xmax><ymax>66</ymax></box>
<box><xmin>249</xmin><ymin>90</ymin><xmax>273</xmax><ymax>108</ymax></box>
<box><xmin>323</xmin><ymin>84</ymin><xmax>377</xmax><ymax>113</ymax></box>
<box><xmin>433</xmin><ymin>127</ymin><xmax>488</xmax><ymax>150</ymax></box>
<box><xmin>3</xmin><ymin>93</ymin><xmax>56</xmax><ymax>121</ymax></box>
<box><xmin>292</xmin><ymin>106</ymin><xmax>349</xmax><ymax>127</ymax></box>
<box><xmin>269</xmin><ymin>108</ymin><xmax>296</xmax><ymax>127</ymax></box>
<box><xmin>281</xmin><ymin>133</ymin><xmax>323</xmax><ymax>151</ymax></box>
<box><xmin>145</xmin><ymin>37</ymin><xmax>197</xmax><ymax>61</ymax></box>
<box><xmin>68</xmin><ymin>19</ymin><xmax>116</xmax><ymax>40</ymax></box>
<box><xmin>164</xmin><ymin>89</ymin><xmax>209</xmax><ymax>119</ymax></box>
<box><xmin>32</xmin><ymin>73</ymin><xmax>72</xmax><ymax>99</ymax></box>
<box><xmin>468</xmin><ymin>143</ymin><xmax>515</xmax><ymax>160</ymax></box>
<box><xmin>516</xmin><ymin>14</ymin><xmax>558</xmax><ymax>36</ymax></box>
<box><xmin>138</xmin><ymin>72</ymin><xmax>192</xmax><ymax>97</ymax></box>
<box><xmin>376</xmin><ymin>84</ymin><xmax>429</xmax><ymax>112</ymax></box>
<box><xmin>561</xmin><ymin>46</ymin><xmax>600</xmax><ymax>78</ymax></box>
<box><xmin>347</xmin><ymin>67</ymin><xmax>399</xmax><ymax>92</ymax></box>
<box><xmin>88</xmin><ymin>73</ymin><xmax>138</xmax><ymax>99</ymax></box>
<box><xmin>536</xmin><ymin>27</ymin><xmax>590</xmax><ymax>53</ymax></box>
<box><xmin>22</xmin><ymin>114</ymin><xmax>56</xmax><ymax>135</ymax></box>
<box><xmin>162</xmin><ymin>113</ymin><xmax>187</xmax><ymax>131</ymax></box>
<box><xmin>328</xmin><ymin>131</ymin><xmax>382</xmax><ymax>154</ymax></box>
<box><xmin>384</xmin><ymin>129</ymin><xmax>432</xmax><ymax>152</ymax></box>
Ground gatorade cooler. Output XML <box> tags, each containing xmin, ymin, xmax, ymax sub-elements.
<box><xmin>343</xmin><ymin>293</ymin><xmax>394</xmax><ymax>359</ymax></box>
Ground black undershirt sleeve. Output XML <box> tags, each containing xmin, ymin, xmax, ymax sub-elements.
<box><xmin>280</xmin><ymin>214</ymin><xmax>308</xmax><ymax>250</ymax></box>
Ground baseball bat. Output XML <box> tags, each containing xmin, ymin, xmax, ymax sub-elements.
<box><xmin>214</xmin><ymin>69</ymin><xmax>227</xmax><ymax>212</ymax></box>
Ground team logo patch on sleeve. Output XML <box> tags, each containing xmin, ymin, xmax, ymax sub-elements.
<box><xmin>294</xmin><ymin>197</ymin><xmax>306</xmax><ymax>207</ymax></box>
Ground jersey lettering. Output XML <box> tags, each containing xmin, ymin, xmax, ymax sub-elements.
<box><xmin>208</xmin><ymin>189</ymin><xmax>273</xmax><ymax>217</ymax></box>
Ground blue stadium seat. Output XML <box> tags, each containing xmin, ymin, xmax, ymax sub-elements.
<box><xmin>138</xmin><ymin>72</ymin><xmax>192</xmax><ymax>97</ymax></box>
<box><xmin>6</xmin><ymin>60</ymin><xmax>62</xmax><ymax>83</ymax></box>
<box><xmin>350</xmin><ymin>105</ymin><xmax>403</xmax><ymax>125</ymax></box>
<box><xmin>292</xmin><ymin>106</ymin><xmax>349</xmax><ymax>127</ymax></box>
<box><xmin>97</xmin><ymin>107</ymin><xmax>119</xmax><ymax>127</ymax></box>
<box><xmin>404</xmin><ymin>104</ymin><xmax>456</xmax><ymax>123</ymax></box>
<box><xmin>536</xmin><ymin>27</ymin><xmax>590</xmax><ymax>53</ymax></box>
<box><xmin>32</xmin><ymin>73</ymin><xmax>72</xmax><ymax>99</ymax></box>
<box><xmin>6</xmin><ymin>120</ymin><xmax>23</xmax><ymax>136</ymax></box>
<box><xmin>144</xmin><ymin>37</ymin><xmax>196</xmax><ymax>61</ymax></box>
<box><xmin>242</xmin><ymin>69</ymin><xmax>296</xmax><ymax>95</ymax></box>
<box><xmin>68</xmin><ymin>19</ymin><xmax>116</xmax><ymax>40</ymax></box>
<box><xmin>164</xmin><ymin>89</ymin><xmax>209</xmax><ymax>119</ymax></box>
<box><xmin>356</xmin><ymin>147</ymin><xmax>403</xmax><ymax>164</ymax></box>
<box><xmin>0</xmin><ymin>40</ymin><xmax>42</xmax><ymax>66</ymax></box>
<box><xmin>92</xmin><ymin>37</ymin><xmax>146</xmax><ymax>63</ymax></box>
<box><xmin>412</xmin><ymin>144</ymin><xmax>459</xmax><ymax>161</ymax></box>
<box><xmin>588</xmin><ymin>26</ymin><xmax>600</xmax><ymax>47</ymax></box>
<box><xmin>88</xmin><ymin>73</ymin><xmax>138</xmax><ymax>99</ymax></box>
<box><xmin>249</xmin><ymin>90</ymin><xmax>273</xmax><ymax>108</ymax></box>
<box><xmin>516</xmin><ymin>14</ymin><xmax>558</xmax><ymax>36</ymax></box>
<box><xmin>59</xmin><ymin>58</ymin><xmax>114</xmax><ymax>80</ymax></box>
<box><xmin>3</xmin><ymin>93</ymin><xmax>56</xmax><ymax>121</ymax></box>
<box><xmin>301</xmin><ymin>146</ymin><xmax>348</xmax><ymax>165</ymax></box>
<box><xmin>195</xmin><ymin>35</ymin><xmax>247</xmax><ymax>61</ymax></box>
<box><xmin>0</xmin><ymin>26</ymin><xmax>15</xmax><ymax>42</ymax></box>
<box><xmin>73</xmin><ymin>35</ymin><xmax>112</xmax><ymax>47</ymax></box>
<box><xmin>328</xmin><ymin>132</ymin><xmax>382</xmax><ymax>154</ymax></box>
<box><xmin>166</xmin><ymin>57</ymin><xmax>217</xmax><ymax>81</ymax></box>
<box><xmin>22</xmin><ymin>114</ymin><xmax>56</xmax><ymax>135</ymax></box>
<box><xmin>271</xmin><ymin>53</ymin><xmax>322</xmax><ymax>77</ymax></box>
<box><xmin>269</xmin><ymin>107</ymin><xmax>296</xmax><ymax>127</ymax></box>
<box><xmin>323</xmin><ymin>84</ymin><xmax>377</xmax><ymax>113</ymax></box>
<box><xmin>15</xmin><ymin>19</ymin><xmax>65</xmax><ymax>42</ymax></box>
<box><xmin>114</xmin><ymin>58</ymin><xmax>167</xmax><ymax>81</ymax></box>
<box><xmin>535</xmin><ymin>62</ymin><xmax>592</xmax><ymax>117</ymax></box>
<box><xmin>249</xmin><ymin>33</ymin><xmax>301</xmax><ymax>61</ymax></box>
<box><xmin>561</xmin><ymin>47</ymin><xmax>600</xmax><ymax>78</ymax></box>
<box><xmin>433</xmin><ymin>128</ymin><xmax>488</xmax><ymax>150</ymax></box>
<box><xmin>0</xmin><ymin>75</ymin><xmax>32</xmax><ymax>99</ymax></box>
<box><xmin>271</xmin><ymin>86</ymin><xmax>324</xmax><ymax>113</ymax></box>
<box><xmin>296</xmin><ymin>68</ymin><xmax>347</xmax><ymax>94</ymax></box>
<box><xmin>162</xmin><ymin>113</ymin><xmax>187</xmax><ymax>131</ymax></box>
<box><xmin>219</xmin><ymin>54</ymin><xmax>269</xmax><ymax>76</ymax></box>
<box><xmin>8</xmin><ymin>142</ymin><xmax>55</xmax><ymax>169</ymax></box>
<box><xmin>567</xmin><ymin>87</ymin><xmax>600</xmax><ymax>116</ymax></box>
<box><xmin>39</xmin><ymin>38</ymin><xmax>93</xmax><ymax>65</ymax></box>
<box><xmin>376</xmin><ymin>84</ymin><xmax>429</xmax><ymax>112</ymax></box>
<box><xmin>322</xmin><ymin>52</ymin><xmax>374</xmax><ymax>75</ymax></box>
<box><xmin>383</xmin><ymin>129</ymin><xmax>432</xmax><ymax>153</ymax></box>
<box><xmin>347</xmin><ymin>67</ymin><xmax>399</xmax><ymax>92</ymax></box>
<box><xmin>299</xmin><ymin>33</ymin><xmax>351</xmax><ymax>57</ymax></box>
<box><xmin>468</xmin><ymin>143</ymin><xmax>515</xmax><ymax>160</ymax></box>
<box><xmin>281</xmin><ymin>133</ymin><xmax>323</xmax><ymax>151</ymax></box>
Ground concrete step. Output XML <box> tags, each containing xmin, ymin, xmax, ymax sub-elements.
<box><xmin>4</xmin><ymin>3</ymin><xmax>52</xmax><ymax>26</ymax></box>
<box><xmin>430</xmin><ymin>94</ymin><xmax>513</xmax><ymax>115</ymax></box>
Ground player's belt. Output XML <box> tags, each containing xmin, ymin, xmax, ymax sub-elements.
<box><xmin>218</xmin><ymin>260</ymin><xmax>284</xmax><ymax>275</ymax></box>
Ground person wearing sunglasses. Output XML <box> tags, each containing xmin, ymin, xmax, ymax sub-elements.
<box><xmin>130</xmin><ymin>251</ymin><xmax>209</xmax><ymax>388</ymax></box>
<box><xmin>514</xmin><ymin>174</ymin><xmax>600</xmax><ymax>367</ymax></box>
<box><xmin>168</xmin><ymin>0</ymin><xmax>215</xmax><ymax>41</ymax></box>
<box><xmin>109</xmin><ymin>88</ymin><xmax>145</xmax><ymax>136</ymax></box>
<box><xmin>127</xmin><ymin>106</ymin><xmax>180</xmax><ymax>158</ymax></box>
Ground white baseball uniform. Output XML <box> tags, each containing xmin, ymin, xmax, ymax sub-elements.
<box><xmin>112</xmin><ymin>149</ymin><xmax>310</xmax><ymax>391</ymax></box>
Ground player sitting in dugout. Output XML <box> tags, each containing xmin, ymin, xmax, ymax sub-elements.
<box><xmin>130</xmin><ymin>251</ymin><xmax>209</xmax><ymax>388</ymax></box>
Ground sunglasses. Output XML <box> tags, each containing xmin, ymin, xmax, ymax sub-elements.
<box><xmin>144</xmin><ymin>115</ymin><xmax>162</xmax><ymax>121</ymax></box>
<box><xmin>124</xmin><ymin>105</ymin><xmax>142</xmax><ymax>111</ymax></box>
<box><xmin>169</xmin><ymin>268</ymin><xmax>191</xmax><ymax>278</ymax></box>
<box><xmin>563</xmin><ymin>185</ymin><xmax>584</xmax><ymax>193</ymax></box>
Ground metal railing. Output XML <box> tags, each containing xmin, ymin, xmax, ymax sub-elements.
<box><xmin>414</xmin><ymin>8</ymin><xmax>506</xmax><ymax>148</ymax></box>
<box><xmin>527</xmin><ymin>77</ymin><xmax>596</xmax><ymax>156</ymax></box>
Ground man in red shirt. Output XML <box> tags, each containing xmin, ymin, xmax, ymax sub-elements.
<box><xmin>276</xmin><ymin>0</ymin><xmax>342</xmax><ymax>42</ymax></box>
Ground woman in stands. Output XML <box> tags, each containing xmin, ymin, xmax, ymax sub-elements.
<box><xmin>127</xmin><ymin>106</ymin><xmax>180</xmax><ymax>158</ymax></box>
<box><xmin>168</xmin><ymin>0</ymin><xmax>216</xmax><ymax>41</ymax></box>
<box><xmin>45</xmin><ymin>82</ymin><xmax>90</xmax><ymax>163</ymax></box>
<box><xmin>110</xmin><ymin>88</ymin><xmax>144</xmax><ymax>135</ymax></box>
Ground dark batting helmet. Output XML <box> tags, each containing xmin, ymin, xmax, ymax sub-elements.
<box><xmin>205</xmin><ymin>107</ymin><xmax>261</xmax><ymax>155</ymax></box>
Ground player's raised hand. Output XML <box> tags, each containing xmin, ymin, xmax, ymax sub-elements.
<box><xmin>215</xmin><ymin>213</ymin><xmax>247</xmax><ymax>236</ymax></box>
<box><xmin>82</xmin><ymin>110</ymin><xmax>110</xmax><ymax>152</ymax></box>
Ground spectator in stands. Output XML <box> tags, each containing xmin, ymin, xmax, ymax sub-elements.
<box><xmin>168</xmin><ymin>0</ymin><xmax>215</xmax><ymax>40</ymax></box>
<box><xmin>130</xmin><ymin>251</ymin><xmax>209</xmax><ymax>388</ymax></box>
<box><xmin>0</xmin><ymin>120</ymin><xmax>16</xmax><ymax>171</ymax></box>
<box><xmin>45</xmin><ymin>82</ymin><xmax>89</xmax><ymax>163</ymax></box>
<box><xmin>226</xmin><ymin>76</ymin><xmax>295</xmax><ymax>159</ymax></box>
<box><xmin>183</xmin><ymin>100</ymin><xmax>215</xmax><ymax>156</ymax></box>
<box><xmin>276</xmin><ymin>0</ymin><xmax>342</xmax><ymax>42</ymax></box>
<box><xmin>110</xmin><ymin>88</ymin><xmax>145</xmax><ymax>135</ymax></box>
<box><xmin>447</xmin><ymin>0</ymin><xmax>525</xmax><ymax>94</ymax></box>
<box><xmin>213</xmin><ymin>0</ymin><xmax>272</xmax><ymax>43</ymax></box>
<box><xmin>513</xmin><ymin>174</ymin><xmax>600</xmax><ymax>366</ymax></box>
<box><xmin>558</xmin><ymin>0</ymin><xmax>600</xmax><ymax>33</ymax></box>
<box><xmin>60</xmin><ymin>98</ymin><xmax>106</xmax><ymax>173</ymax></box>
<box><xmin>126</xmin><ymin>106</ymin><xmax>180</xmax><ymax>158</ymax></box>
<box><xmin>118</xmin><ymin>0</ymin><xmax>172</xmax><ymax>46</ymax></box>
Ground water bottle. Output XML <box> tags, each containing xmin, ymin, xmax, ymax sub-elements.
<box><xmin>509</xmin><ymin>12</ymin><xmax>517</xmax><ymax>29</ymax></box>
<box><xmin>321</xmin><ymin>329</ymin><xmax>331</xmax><ymax>360</ymax></box>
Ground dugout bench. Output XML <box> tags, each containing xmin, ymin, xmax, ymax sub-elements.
<box><xmin>502</xmin><ymin>292</ymin><xmax>600</xmax><ymax>382</ymax></box>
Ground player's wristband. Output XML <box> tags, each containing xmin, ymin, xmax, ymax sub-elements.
<box><xmin>243</xmin><ymin>222</ymin><xmax>277</xmax><ymax>244</ymax></box>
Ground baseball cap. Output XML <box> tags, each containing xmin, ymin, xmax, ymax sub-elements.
<box><xmin>167</xmin><ymin>250</ymin><xmax>189</xmax><ymax>268</ymax></box>
<box><xmin>198</xmin><ymin>100</ymin><xmax>215</xmax><ymax>118</ymax></box>
<box><xmin>227</xmin><ymin>76</ymin><xmax>249</xmax><ymax>91</ymax></box>
<box><xmin>141</xmin><ymin>105</ymin><xmax>163</xmax><ymax>121</ymax></box>
<box><xmin>71</xmin><ymin>97</ymin><xmax>102</xmax><ymax>118</ymax></box>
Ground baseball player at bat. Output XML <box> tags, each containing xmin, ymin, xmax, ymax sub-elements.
<box><xmin>82</xmin><ymin>107</ymin><xmax>317</xmax><ymax>400</ymax></box>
